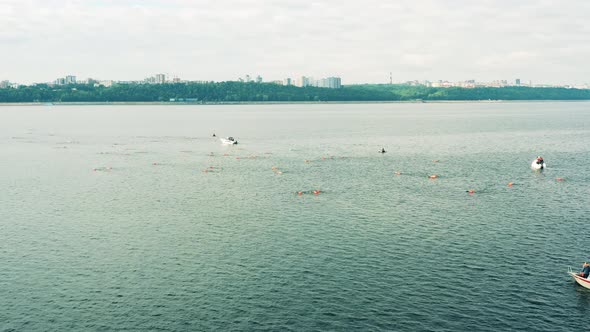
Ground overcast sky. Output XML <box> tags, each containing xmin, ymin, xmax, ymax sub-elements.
<box><xmin>1</xmin><ymin>0</ymin><xmax>589</xmax><ymax>84</ymax></box>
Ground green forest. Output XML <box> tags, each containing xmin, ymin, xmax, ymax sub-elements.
<box><xmin>1</xmin><ymin>82</ymin><xmax>590</xmax><ymax>103</ymax></box>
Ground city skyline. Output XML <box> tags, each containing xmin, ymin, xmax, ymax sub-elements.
<box><xmin>4</xmin><ymin>72</ymin><xmax>589</xmax><ymax>90</ymax></box>
<box><xmin>4</xmin><ymin>72</ymin><xmax>590</xmax><ymax>91</ymax></box>
<box><xmin>2</xmin><ymin>0</ymin><xmax>589</xmax><ymax>85</ymax></box>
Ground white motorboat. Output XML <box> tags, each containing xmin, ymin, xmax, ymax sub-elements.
<box><xmin>220</xmin><ymin>137</ymin><xmax>238</xmax><ymax>145</ymax></box>
<box><xmin>568</xmin><ymin>267</ymin><xmax>590</xmax><ymax>289</ymax></box>
<box><xmin>531</xmin><ymin>159</ymin><xmax>546</xmax><ymax>170</ymax></box>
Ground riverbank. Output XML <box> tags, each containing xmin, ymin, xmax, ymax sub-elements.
<box><xmin>2</xmin><ymin>83</ymin><xmax>590</xmax><ymax>104</ymax></box>
<box><xmin>1</xmin><ymin>99</ymin><xmax>590</xmax><ymax>106</ymax></box>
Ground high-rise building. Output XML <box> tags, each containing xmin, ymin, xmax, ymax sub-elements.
<box><xmin>65</xmin><ymin>75</ymin><xmax>76</xmax><ymax>84</ymax></box>
<box><xmin>0</xmin><ymin>80</ymin><xmax>10</xmax><ymax>89</ymax></box>
<box><xmin>256</xmin><ymin>75</ymin><xmax>262</xmax><ymax>83</ymax></box>
<box><xmin>326</xmin><ymin>77</ymin><xmax>342</xmax><ymax>89</ymax></box>
<box><xmin>297</xmin><ymin>76</ymin><xmax>312</xmax><ymax>87</ymax></box>
<box><xmin>283</xmin><ymin>78</ymin><xmax>292</xmax><ymax>86</ymax></box>
<box><xmin>515</xmin><ymin>78</ymin><xmax>521</xmax><ymax>85</ymax></box>
<box><xmin>155</xmin><ymin>74</ymin><xmax>166</xmax><ymax>84</ymax></box>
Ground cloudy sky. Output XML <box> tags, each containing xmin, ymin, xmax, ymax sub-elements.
<box><xmin>1</xmin><ymin>0</ymin><xmax>589</xmax><ymax>84</ymax></box>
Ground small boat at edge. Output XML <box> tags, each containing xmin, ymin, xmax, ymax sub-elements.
<box><xmin>220</xmin><ymin>137</ymin><xmax>238</xmax><ymax>145</ymax></box>
<box><xmin>568</xmin><ymin>267</ymin><xmax>590</xmax><ymax>289</ymax></box>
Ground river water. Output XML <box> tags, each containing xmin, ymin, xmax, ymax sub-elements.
<box><xmin>1</xmin><ymin>102</ymin><xmax>589</xmax><ymax>331</ymax></box>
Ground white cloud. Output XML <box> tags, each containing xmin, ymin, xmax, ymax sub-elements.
<box><xmin>1</xmin><ymin>0</ymin><xmax>589</xmax><ymax>84</ymax></box>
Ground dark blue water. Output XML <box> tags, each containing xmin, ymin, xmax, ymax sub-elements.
<box><xmin>1</xmin><ymin>102</ymin><xmax>589</xmax><ymax>331</ymax></box>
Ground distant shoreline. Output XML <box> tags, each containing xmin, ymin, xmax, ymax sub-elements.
<box><xmin>1</xmin><ymin>100</ymin><xmax>590</xmax><ymax>106</ymax></box>
<box><xmin>3</xmin><ymin>83</ymin><xmax>590</xmax><ymax>104</ymax></box>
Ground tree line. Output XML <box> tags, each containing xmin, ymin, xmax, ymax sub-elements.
<box><xmin>1</xmin><ymin>82</ymin><xmax>590</xmax><ymax>103</ymax></box>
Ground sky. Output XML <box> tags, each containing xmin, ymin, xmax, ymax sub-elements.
<box><xmin>1</xmin><ymin>0</ymin><xmax>589</xmax><ymax>85</ymax></box>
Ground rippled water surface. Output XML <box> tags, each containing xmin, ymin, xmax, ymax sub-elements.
<box><xmin>1</xmin><ymin>102</ymin><xmax>589</xmax><ymax>331</ymax></box>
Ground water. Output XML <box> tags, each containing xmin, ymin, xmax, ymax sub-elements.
<box><xmin>1</xmin><ymin>102</ymin><xmax>589</xmax><ymax>331</ymax></box>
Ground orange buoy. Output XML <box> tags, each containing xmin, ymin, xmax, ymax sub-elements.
<box><xmin>467</xmin><ymin>189</ymin><xmax>475</xmax><ymax>194</ymax></box>
<box><xmin>508</xmin><ymin>182</ymin><xmax>514</xmax><ymax>187</ymax></box>
<box><xmin>313</xmin><ymin>190</ymin><xmax>321</xmax><ymax>195</ymax></box>
<box><xmin>428</xmin><ymin>175</ymin><xmax>438</xmax><ymax>179</ymax></box>
<box><xmin>297</xmin><ymin>191</ymin><xmax>303</xmax><ymax>196</ymax></box>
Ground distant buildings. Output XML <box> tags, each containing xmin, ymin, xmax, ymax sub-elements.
<box><xmin>296</xmin><ymin>76</ymin><xmax>313</xmax><ymax>87</ymax></box>
<box><xmin>291</xmin><ymin>76</ymin><xmax>341</xmax><ymax>88</ymax></box>
<box><xmin>8</xmin><ymin>73</ymin><xmax>590</xmax><ymax>91</ymax></box>
<box><xmin>144</xmin><ymin>73</ymin><xmax>166</xmax><ymax>84</ymax></box>
<box><xmin>418</xmin><ymin>78</ymin><xmax>539</xmax><ymax>89</ymax></box>
<box><xmin>43</xmin><ymin>72</ymin><xmax>342</xmax><ymax>89</ymax></box>
<box><xmin>97</xmin><ymin>80</ymin><xmax>113</xmax><ymax>87</ymax></box>
<box><xmin>65</xmin><ymin>75</ymin><xmax>76</xmax><ymax>84</ymax></box>
<box><xmin>321</xmin><ymin>77</ymin><xmax>342</xmax><ymax>89</ymax></box>
<box><xmin>52</xmin><ymin>75</ymin><xmax>76</xmax><ymax>85</ymax></box>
